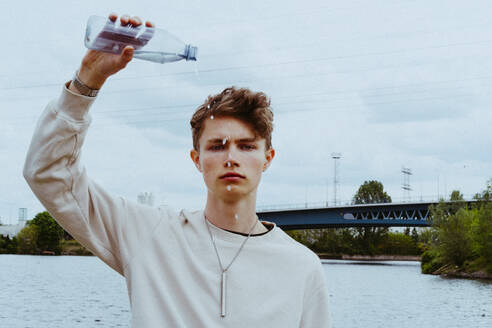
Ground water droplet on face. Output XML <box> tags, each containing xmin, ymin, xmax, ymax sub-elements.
<box><xmin>226</xmin><ymin>185</ymin><xmax>231</xmax><ymax>191</ymax></box>
<box><xmin>210</xmin><ymin>115</ymin><xmax>214</xmax><ymax>120</ymax></box>
<box><xmin>222</xmin><ymin>138</ymin><xmax>227</xmax><ymax>145</ymax></box>
<box><xmin>234</xmin><ymin>213</ymin><xmax>239</xmax><ymax>220</ymax></box>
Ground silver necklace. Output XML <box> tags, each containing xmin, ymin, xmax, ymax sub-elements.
<box><xmin>205</xmin><ymin>214</ymin><xmax>259</xmax><ymax>318</ymax></box>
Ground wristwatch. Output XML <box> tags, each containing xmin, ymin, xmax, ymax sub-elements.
<box><xmin>72</xmin><ymin>71</ymin><xmax>99</xmax><ymax>97</ymax></box>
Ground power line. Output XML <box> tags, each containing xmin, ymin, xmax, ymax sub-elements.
<box><xmin>5</xmin><ymin>78</ymin><xmax>492</xmax><ymax>126</ymax></box>
<box><xmin>2</xmin><ymin>18</ymin><xmax>491</xmax><ymax>81</ymax></box>
<box><xmin>83</xmin><ymin>91</ymin><xmax>488</xmax><ymax>128</ymax></box>
<box><xmin>2</xmin><ymin>38</ymin><xmax>492</xmax><ymax>92</ymax></box>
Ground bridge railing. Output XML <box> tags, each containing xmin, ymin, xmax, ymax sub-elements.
<box><xmin>256</xmin><ymin>194</ymin><xmax>477</xmax><ymax>212</ymax></box>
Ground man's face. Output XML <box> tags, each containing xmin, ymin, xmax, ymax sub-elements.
<box><xmin>190</xmin><ymin>116</ymin><xmax>274</xmax><ymax>201</ymax></box>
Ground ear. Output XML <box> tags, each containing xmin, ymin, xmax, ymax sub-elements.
<box><xmin>263</xmin><ymin>148</ymin><xmax>275</xmax><ymax>172</ymax></box>
<box><xmin>190</xmin><ymin>149</ymin><xmax>202</xmax><ymax>172</ymax></box>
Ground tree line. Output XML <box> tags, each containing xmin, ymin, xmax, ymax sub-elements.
<box><xmin>286</xmin><ymin>179</ymin><xmax>492</xmax><ymax>276</ymax></box>
<box><xmin>420</xmin><ymin>185</ymin><xmax>492</xmax><ymax>275</ymax></box>
<box><xmin>0</xmin><ymin>211</ymin><xmax>90</xmax><ymax>255</ymax></box>
<box><xmin>287</xmin><ymin>180</ymin><xmax>423</xmax><ymax>257</ymax></box>
<box><xmin>1</xmin><ymin>179</ymin><xmax>490</xmax><ymax>277</ymax></box>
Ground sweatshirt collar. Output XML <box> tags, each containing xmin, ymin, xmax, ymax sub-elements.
<box><xmin>182</xmin><ymin>209</ymin><xmax>277</xmax><ymax>243</ymax></box>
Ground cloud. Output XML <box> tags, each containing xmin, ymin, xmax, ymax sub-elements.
<box><xmin>2</xmin><ymin>0</ymin><xmax>492</xmax><ymax>222</ymax></box>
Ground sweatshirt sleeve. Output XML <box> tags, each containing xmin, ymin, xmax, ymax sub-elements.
<box><xmin>300</xmin><ymin>260</ymin><xmax>332</xmax><ymax>328</ymax></box>
<box><xmin>23</xmin><ymin>82</ymin><xmax>161</xmax><ymax>276</ymax></box>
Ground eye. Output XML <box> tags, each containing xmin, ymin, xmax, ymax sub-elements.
<box><xmin>209</xmin><ymin>144</ymin><xmax>224</xmax><ymax>151</ymax></box>
<box><xmin>240</xmin><ymin>144</ymin><xmax>256</xmax><ymax>150</ymax></box>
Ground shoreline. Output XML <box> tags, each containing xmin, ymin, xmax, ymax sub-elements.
<box><xmin>431</xmin><ymin>264</ymin><xmax>492</xmax><ymax>280</ymax></box>
<box><xmin>317</xmin><ymin>253</ymin><xmax>492</xmax><ymax>280</ymax></box>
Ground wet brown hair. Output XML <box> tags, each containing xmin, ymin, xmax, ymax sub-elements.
<box><xmin>190</xmin><ymin>86</ymin><xmax>274</xmax><ymax>151</ymax></box>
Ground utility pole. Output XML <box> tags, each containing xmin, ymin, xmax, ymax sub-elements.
<box><xmin>332</xmin><ymin>153</ymin><xmax>341</xmax><ymax>206</ymax></box>
<box><xmin>402</xmin><ymin>166</ymin><xmax>412</xmax><ymax>202</ymax></box>
<box><xmin>325</xmin><ymin>178</ymin><xmax>329</xmax><ymax>207</ymax></box>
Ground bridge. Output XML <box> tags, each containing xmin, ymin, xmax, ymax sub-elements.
<box><xmin>257</xmin><ymin>200</ymin><xmax>478</xmax><ymax>230</ymax></box>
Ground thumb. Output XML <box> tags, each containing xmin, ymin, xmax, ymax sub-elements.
<box><xmin>120</xmin><ymin>45</ymin><xmax>134</xmax><ymax>64</ymax></box>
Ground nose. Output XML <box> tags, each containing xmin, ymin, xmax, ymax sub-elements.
<box><xmin>224</xmin><ymin>146</ymin><xmax>240</xmax><ymax>168</ymax></box>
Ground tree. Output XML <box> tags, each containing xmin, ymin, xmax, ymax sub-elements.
<box><xmin>28</xmin><ymin>211</ymin><xmax>65</xmax><ymax>254</ymax></box>
<box><xmin>16</xmin><ymin>225</ymin><xmax>38</xmax><ymax>254</ymax></box>
<box><xmin>353</xmin><ymin>180</ymin><xmax>392</xmax><ymax>204</ymax></box>
<box><xmin>450</xmin><ymin>190</ymin><xmax>464</xmax><ymax>201</ymax></box>
<box><xmin>423</xmin><ymin>182</ymin><xmax>492</xmax><ymax>274</ymax></box>
<box><xmin>470</xmin><ymin>180</ymin><xmax>492</xmax><ymax>273</ymax></box>
<box><xmin>351</xmin><ymin>180</ymin><xmax>392</xmax><ymax>255</ymax></box>
<box><xmin>411</xmin><ymin>227</ymin><xmax>419</xmax><ymax>244</ymax></box>
<box><xmin>433</xmin><ymin>207</ymin><xmax>474</xmax><ymax>266</ymax></box>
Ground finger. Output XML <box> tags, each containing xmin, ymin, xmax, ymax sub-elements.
<box><xmin>124</xmin><ymin>16</ymin><xmax>141</xmax><ymax>38</ymax></box>
<box><xmin>130</xmin><ymin>16</ymin><xmax>142</xmax><ymax>27</ymax></box>
<box><xmin>120</xmin><ymin>14</ymin><xmax>130</xmax><ymax>26</ymax></box>
<box><xmin>108</xmin><ymin>13</ymin><xmax>118</xmax><ymax>22</ymax></box>
<box><xmin>120</xmin><ymin>45</ymin><xmax>134</xmax><ymax>63</ymax></box>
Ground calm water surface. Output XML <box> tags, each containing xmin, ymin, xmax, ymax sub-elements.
<box><xmin>0</xmin><ymin>255</ymin><xmax>490</xmax><ymax>327</ymax></box>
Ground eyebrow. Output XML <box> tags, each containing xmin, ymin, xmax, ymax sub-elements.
<box><xmin>205</xmin><ymin>137</ymin><xmax>258</xmax><ymax>144</ymax></box>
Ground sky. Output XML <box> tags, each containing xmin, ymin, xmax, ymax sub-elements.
<box><xmin>1</xmin><ymin>0</ymin><xmax>492</xmax><ymax>224</ymax></box>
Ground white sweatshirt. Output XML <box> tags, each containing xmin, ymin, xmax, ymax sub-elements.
<box><xmin>23</xmin><ymin>83</ymin><xmax>332</xmax><ymax>328</ymax></box>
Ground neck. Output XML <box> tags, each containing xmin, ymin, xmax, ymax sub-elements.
<box><xmin>204</xmin><ymin>190</ymin><xmax>267</xmax><ymax>235</ymax></box>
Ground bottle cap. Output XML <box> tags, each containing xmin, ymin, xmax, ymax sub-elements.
<box><xmin>185</xmin><ymin>45</ymin><xmax>198</xmax><ymax>61</ymax></box>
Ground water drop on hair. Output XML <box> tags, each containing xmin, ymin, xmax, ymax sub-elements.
<box><xmin>226</xmin><ymin>185</ymin><xmax>231</xmax><ymax>191</ymax></box>
<box><xmin>210</xmin><ymin>115</ymin><xmax>214</xmax><ymax>120</ymax></box>
<box><xmin>207</xmin><ymin>104</ymin><xmax>211</xmax><ymax>109</ymax></box>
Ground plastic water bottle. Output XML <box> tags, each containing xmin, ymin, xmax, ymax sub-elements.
<box><xmin>84</xmin><ymin>15</ymin><xmax>198</xmax><ymax>64</ymax></box>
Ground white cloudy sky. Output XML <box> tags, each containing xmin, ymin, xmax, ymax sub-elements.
<box><xmin>1</xmin><ymin>0</ymin><xmax>491</xmax><ymax>223</ymax></box>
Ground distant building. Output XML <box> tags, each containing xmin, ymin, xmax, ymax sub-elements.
<box><xmin>137</xmin><ymin>192</ymin><xmax>154</xmax><ymax>206</ymax></box>
<box><xmin>0</xmin><ymin>208</ymin><xmax>28</xmax><ymax>238</ymax></box>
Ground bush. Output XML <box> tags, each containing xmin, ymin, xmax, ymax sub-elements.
<box><xmin>434</xmin><ymin>208</ymin><xmax>475</xmax><ymax>267</ymax></box>
<box><xmin>60</xmin><ymin>239</ymin><xmax>93</xmax><ymax>256</ymax></box>
<box><xmin>381</xmin><ymin>233</ymin><xmax>420</xmax><ymax>255</ymax></box>
<box><xmin>16</xmin><ymin>225</ymin><xmax>38</xmax><ymax>254</ymax></box>
<box><xmin>423</xmin><ymin>183</ymin><xmax>492</xmax><ymax>275</ymax></box>
<box><xmin>470</xmin><ymin>203</ymin><xmax>492</xmax><ymax>273</ymax></box>
<box><xmin>421</xmin><ymin>249</ymin><xmax>445</xmax><ymax>274</ymax></box>
<box><xmin>0</xmin><ymin>235</ymin><xmax>18</xmax><ymax>254</ymax></box>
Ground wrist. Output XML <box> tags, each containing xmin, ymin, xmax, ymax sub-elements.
<box><xmin>69</xmin><ymin>69</ymin><xmax>101</xmax><ymax>97</ymax></box>
<box><xmin>77</xmin><ymin>66</ymin><xmax>107</xmax><ymax>89</ymax></box>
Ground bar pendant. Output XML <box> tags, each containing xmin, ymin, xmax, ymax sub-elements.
<box><xmin>221</xmin><ymin>271</ymin><xmax>227</xmax><ymax>317</ymax></box>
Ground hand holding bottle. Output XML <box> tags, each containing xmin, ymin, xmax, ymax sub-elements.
<box><xmin>72</xmin><ymin>13</ymin><xmax>154</xmax><ymax>92</ymax></box>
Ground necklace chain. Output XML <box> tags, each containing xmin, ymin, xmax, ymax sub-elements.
<box><xmin>205</xmin><ymin>214</ymin><xmax>258</xmax><ymax>272</ymax></box>
<box><xmin>204</xmin><ymin>214</ymin><xmax>259</xmax><ymax>317</ymax></box>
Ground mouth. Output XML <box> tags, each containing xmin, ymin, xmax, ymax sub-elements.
<box><xmin>220</xmin><ymin>172</ymin><xmax>245</xmax><ymax>179</ymax></box>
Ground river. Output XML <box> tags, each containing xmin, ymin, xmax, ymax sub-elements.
<box><xmin>0</xmin><ymin>255</ymin><xmax>490</xmax><ymax>327</ymax></box>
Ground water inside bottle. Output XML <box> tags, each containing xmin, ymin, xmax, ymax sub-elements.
<box><xmin>85</xmin><ymin>15</ymin><xmax>198</xmax><ymax>65</ymax></box>
<box><xmin>134</xmin><ymin>51</ymin><xmax>185</xmax><ymax>64</ymax></box>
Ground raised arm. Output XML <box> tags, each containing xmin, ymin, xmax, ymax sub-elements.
<box><xmin>69</xmin><ymin>13</ymin><xmax>154</xmax><ymax>94</ymax></box>
<box><xmin>23</xmin><ymin>14</ymin><xmax>161</xmax><ymax>276</ymax></box>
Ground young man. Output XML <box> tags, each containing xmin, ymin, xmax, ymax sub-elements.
<box><xmin>23</xmin><ymin>14</ymin><xmax>331</xmax><ymax>327</ymax></box>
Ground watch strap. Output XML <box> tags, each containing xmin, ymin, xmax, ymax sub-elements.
<box><xmin>72</xmin><ymin>71</ymin><xmax>99</xmax><ymax>97</ymax></box>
